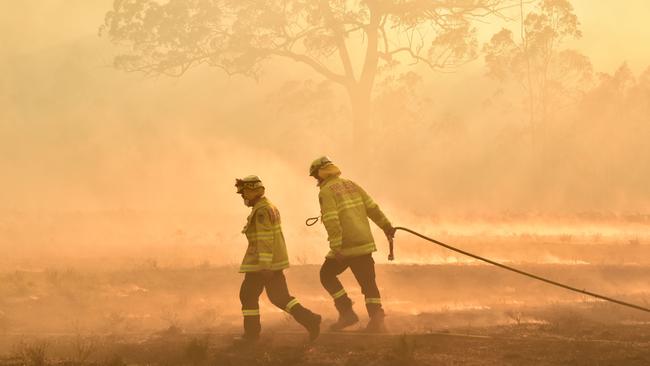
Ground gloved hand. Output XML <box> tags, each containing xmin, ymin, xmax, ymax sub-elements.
<box><xmin>385</xmin><ymin>226</ymin><xmax>396</xmax><ymax>261</ymax></box>
<box><xmin>384</xmin><ymin>225</ymin><xmax>396</xmax><ymax>241</ymax></box>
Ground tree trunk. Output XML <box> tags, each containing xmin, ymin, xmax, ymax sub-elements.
<box><xmin>348</xmin><ymin>85</ymin><xmax>372</xmax><ymax>149</ymax></box>
<box><xmin>349</xmin><ymin>7</ymin><xmax>380</xmax><ymax>150</ymax></box>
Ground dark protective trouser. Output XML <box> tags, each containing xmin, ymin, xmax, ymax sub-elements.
<box><xmin>239</xmin><ymin>270</ymin><xmax>316</xmax><ymax>337</ymax></box>
<box><xmin>319</xmin><ymin>254</ymin><xmax>384</xmax><ymax>318</ymax></box>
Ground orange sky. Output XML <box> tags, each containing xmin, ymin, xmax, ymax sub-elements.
<box><xmin>562</xmin><ymin>0</ymin><xmax>650</xmax><ymax>73</ymax></box>
<box><xmin>2</xmin><ymin>1</ymin><xmax>649</xmax><ymax>73</ymax></box>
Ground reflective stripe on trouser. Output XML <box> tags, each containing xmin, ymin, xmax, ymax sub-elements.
<box><xmin>365</xmin><ymin>297</ymin><xmax>383</xmax><ymax>318</ymax></box>
<box><xmin>285</xmin><ymin>298</ymin><xmax>300</xmax><ymax>312</ymax></box>
<box><xmin>330</xmin><ymin>288</ymin><xmax>347</xmax><ymax>300</ymax></box>
<box><xmin>242</xmin><ymin>309</ymin><xmax>260</xmax><ymax>316</ymax></box>
<box><xmin>241</xmin><ymin>271</ymin><xmax>296</xmax><ymax>312</ymax></box>
<box><xmin>240</xmin><ymin>270</ymin><xmax>318</xmax><ymax>332</ymax></box>
<box><xmin>242</xmin><ymin>309</ymin><xmax>261</xmax><ymax>335</ymax></box>
<box><xmin>320</xmin><ymin>260</ymin><xmax>352</xmax><ymax>312</ymax></box>
<box><xmin>320</xmin><ymin>254</ymin><xmax>380</xmax><ymax>315</ymax></box>
<box><xmin>240</xmin><ymin>273</ymin><xmax>265</xmax><ymax>337</ymax></box>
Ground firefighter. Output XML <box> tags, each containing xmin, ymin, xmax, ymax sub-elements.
<box><xmin>309</xmin><ymin>157</ymin><xmax>395</xmax><ymax>332</ymax></box>
<box><xmin>235</xmin><ymin>175</ymin><xmax>321</xmax><ymax>341</ymax></box>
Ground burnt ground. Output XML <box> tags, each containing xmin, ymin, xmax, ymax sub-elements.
<box><xmin>0</xmin><ymin>264</ymin><xmax>649</xmax><ymax>365</ymax></box>
<box><xmin>1</xmin><ymin>322</ymin><xmax>649</xmax><ymax>365</ymax></box>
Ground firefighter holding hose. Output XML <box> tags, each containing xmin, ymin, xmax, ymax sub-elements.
<box><xmin>309</xmin><ymin>157</ymin><xmax>396</xmax><ymax>332</ymax></box>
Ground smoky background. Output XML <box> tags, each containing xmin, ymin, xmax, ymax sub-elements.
<box><xmin>1</xmin><ymin>0</ymin><xmax>650</xmax><ymax>270</ymax></box>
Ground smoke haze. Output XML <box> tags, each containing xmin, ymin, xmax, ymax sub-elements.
<box><xmin>2</xmin><ymin>0</ymin><xmax>650</xmax><ymax>269</ymax></box>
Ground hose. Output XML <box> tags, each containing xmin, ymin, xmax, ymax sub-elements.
<box><xmin>394</xmin><ymin>226</ymin><xmax>650</xmax><ymax>314</ymax></box>
<box><xmin>306</xmin><ymin>216</ymin><xmax>320</xmax><ymax>226</ymax></box>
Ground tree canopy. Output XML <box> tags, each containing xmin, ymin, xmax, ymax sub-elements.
<box><xmin>484</xmin><ymin>0</ymin><xmax>592</xmax><ymax>148</ymax></box>
<box><xmin>102</xmin><ymin>0</ymin><xmax>516</xmax><ymax>140</ymax></box>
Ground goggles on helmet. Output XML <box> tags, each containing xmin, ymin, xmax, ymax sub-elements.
<box><xmin>309</xmin><ymin>156</ymin><xmax>333</xmax><ymax>177</ymax></box>
<box><xmin>235</xmin><ymin>175</ymin><xmax>263</xmax><ymax>194</ymax></box>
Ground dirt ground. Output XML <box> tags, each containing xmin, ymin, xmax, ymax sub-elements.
<box><xmin>0</xmin><ymin>263</ymin><xmax>648</xmax><ymax>365</ymax></box>
<box><xmin>1</xmin><ymin>322</ymin><xmax>649</xmax><ymax>365</ymax></box>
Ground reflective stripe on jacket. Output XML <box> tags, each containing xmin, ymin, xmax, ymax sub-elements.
<box><xmin>318</xmin><ymin>177</ymin><xmax>392</xmax><ymax>258</ymax></box>
<box><xmin>240</xmin><ymin>197</ymin><xmax>290</xmax><ymax>273</ymax></box>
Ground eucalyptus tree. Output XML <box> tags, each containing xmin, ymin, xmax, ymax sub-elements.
<box><xmin>103</xmin><ymin>0</ymin><xmax>515</xmax><ymax>142</ymax></box>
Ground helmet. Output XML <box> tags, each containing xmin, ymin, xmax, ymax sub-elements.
<box><xmin>309</xmin><ymin>156</ymin><xmax>333</xmax><ymax>177</ymax></box>
<box><xmin>235</xmin><ymin>175</ymin><xmax>264</xmax><ymax>194</ymax></box>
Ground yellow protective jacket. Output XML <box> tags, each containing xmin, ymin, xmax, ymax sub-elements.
<box><xmin>318</xmin><ymin>177</ymin><xmax>392</xmax><ymax>258</ymax></box>
<box><xmin>239</xmin><ymin>197</ymin><xmax>290</xmax><ymax>273</ymax></box>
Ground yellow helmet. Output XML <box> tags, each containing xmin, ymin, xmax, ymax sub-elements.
<box><xmin>309</xmin><ymin>156</ymin><xmax>333</xmax><ymax>177</ymax></box>
<box><xmin>235</xmin><ymin>175</ymin><xmax>264</xmax><ymax>194</ymax></box>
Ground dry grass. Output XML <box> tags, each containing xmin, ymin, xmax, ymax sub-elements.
<box><xmin>0</xmin><ymin>263</ymin><xmax>648</xmax><ymax>365</ymax></box>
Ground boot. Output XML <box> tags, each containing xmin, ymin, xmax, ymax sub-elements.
<box><xmin>232</xmin><ymin>332</ymin><xmax>259</xmax><ymax>345</ymax></box>
<box><xmin>237</xmin><ymin>315</ymin><xmax>260</xmax><ymax>342</ymax></box>
<box><xmin>329</xmin><ymin>296</ymin><xmax>359</xmax><ymax>331</ymax></box>
<box><xmin>305</xmin><ymin>313</ymin><xmax>322</xmax><ymax>341</ymax></box>
<box><xmin>290</xmin><ymin>305</ymin><xmax>322</xmax><ymax>341</ymax></box>
<box><xmin>364</xmin><ymin>309</ymin><xmax>387</xmax><ymax>333</ymax></box>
